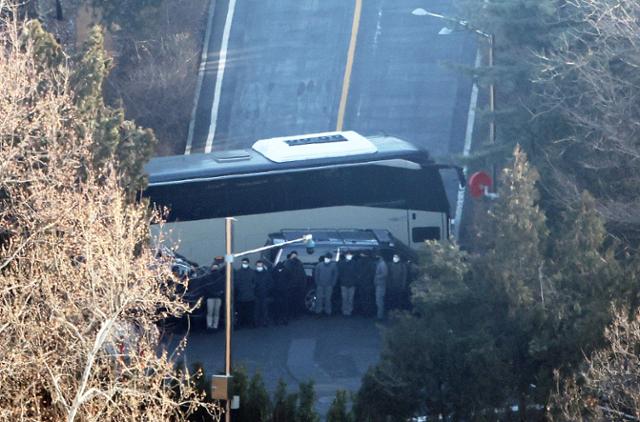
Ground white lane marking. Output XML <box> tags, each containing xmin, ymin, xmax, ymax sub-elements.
<box><xmin>204</xmin><ymin>0</ymin><xmax>238</xmax><ymax>153</ymax></box>
<box><xmin>185</xmin><ymin>0</ymin><xmax>217</xmax><ymax>155</ymax></box>
<box><xmin>373</xmin><ymin>8</ymin><xmax>383</xmax><ymax>51</ymax></box>
<box><xmin>454</xmin><ymin>49</ymin><xmax>482</xmax><ymax>239</ymax></box>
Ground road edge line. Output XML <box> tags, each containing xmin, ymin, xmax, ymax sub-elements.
<box><xmin>454</xmin><ymin>49</ymin><xmax>482</xmax><ymax>239</ymax></box>
<box><xmin>204</xmin><ymin>0</ymin><xmax>237</xmax><ymax>153</ymax></box>
<box><xmin>185</xmin><ymin>0</ymin><xmax>217</xmax><ymax>155</ymax></box>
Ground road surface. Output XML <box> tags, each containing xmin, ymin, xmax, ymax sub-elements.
<box><xmin>187</xmin><ymin>0</ymin><xmax>475</xmax><ymax>161</ymax></box>
<box><xmin>165</xmin><ymin>315</ymin><xmax>383</xmax><ymax>417</ymax></box>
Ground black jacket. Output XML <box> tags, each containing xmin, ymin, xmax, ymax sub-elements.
<box><xmin>272</xmin><ymin>262</ymin><xmax>289</xmax><ymax>294</ymax></box>
<box><xmin>283</xmin><ymin>257</ymin><xmax>306</xmax><ymax>290</ymax></box>
<box><xmin>254</xmin><ymin>270</ymin><xmax>273</xmax><ymax>300</ymax></box>
<box><xmin>235</xmin><ymin>267</ymin><xmax>256</xmax><ymax>302</ymax></box>
<box><xmin>338</xmin><ymin>259</ymin><xmax>358</xmax><ymax>287</ymax></box>
<box><xmin>202</xmin><ymin>269</ymin><xmax>225</xmax><ymax>298</ymax></box>
<box><xmin>389</xmin><ymin>261</ymin><xmax>408</xmax><ymax>292</ymax></box>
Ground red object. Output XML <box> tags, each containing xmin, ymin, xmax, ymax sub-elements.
<box><xmin>468</xmin><ymin>171</ymin><xmax>493</xmax><ymax>198</ymax></box>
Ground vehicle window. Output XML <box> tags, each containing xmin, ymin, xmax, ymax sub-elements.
<box><xmin>412</xmin><ymin>226</ymin><xmax>441</xmax><ymax>242</ymax></box>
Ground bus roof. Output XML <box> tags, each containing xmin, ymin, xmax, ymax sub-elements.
<box><xmin>145</xmin><ymin>133</ymin><xmax>434</xmax><ymax>186</ymax></box>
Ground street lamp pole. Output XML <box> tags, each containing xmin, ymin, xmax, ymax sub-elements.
<box><xmin>412</xmin><ymin>8</ymin><xmax>496</xmax><ymax>185</ymax></box>
<box><xmin>224</xmin><ymin>217</ymin><xmax>233</xmax><ymax>422</ymax></box>
<box><xmin>221</xmin><ymin>220</ymin><xmax>313</xmax><ymax>421</ymax></box>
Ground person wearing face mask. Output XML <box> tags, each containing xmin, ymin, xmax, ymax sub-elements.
<box><xmin>253</xmin><ymin>260</ymin><xmax>273</xmax><ymax>327</ymax></box>
<box><xmin>313</xmin><ymin>253</ymin><xmax>338</xmax><ymax>316</ymax></box>
<box><xmin>373</xmin><ymin>253</ymin><xmax>389</xmax><ymax>320</ymax></box>
<box><xmin>388</xmin><ymin>254</ymin><xmax>408</xmax><ymax>311</ymax></box>
<box><xmin>284</xmin><ymin>251</ymin><xmax>307</xmax><ymax>317</ymax></box>
<box><xmin>338</xmin><ymin>250</ymin><xmax>358</xmax><ymax>316</ymax></box>
<box><xmin>203</xmin><ymin>258</ymin><xmax>226</xmax><ymax>330</ymax></box>
<box><xmin>234</xmin><ymin>258</ymin><xmax>256</xmax><ymax>328</ymax></box>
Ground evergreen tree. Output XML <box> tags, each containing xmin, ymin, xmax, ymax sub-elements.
<box><xmin>71</xmin><ymin>25</ymin><xmax>156</xmax><ymax>195</ymax></box>
<box><xmin>542</xmin><ymin>192</ymin><xmax>631</xmax><ymax>374</ymax></box>
<box><xmin>296</xmin><ymin>381</ymin><xmax>319</xmax><ymax>422</ymax></box>
<box><xmin>231</xmin><ymin>367</ymin><xmax>250</xmax><ymax>421</ymax></box>
<box><xmin>272</xmin><ymin>379</ymin><xmax>297</xmax><ymax>422</ymax></box>
<box><xmin>245</xmin><ymin>372</ymin><xmax>271</xmax><ymax>422</ymax></box>
<box><xmin>473</xmin><ymin>145</ymin><xmax>550</xmax><ymax>417</ymax></box>
<box><xmin>326</xmin><ymin>390</ymin><xmax>352</xmax><ymax>422</ymax></box>
<box><xmin>354</xmin><ymin>147</ymin><xmax>552</xmax><ymax>420</ymax></box>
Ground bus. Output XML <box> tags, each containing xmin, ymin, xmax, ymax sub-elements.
<box><xmin>143</xmin><ymin>131</ymin><xmax>459</xmax><ymax>265</ymax></box>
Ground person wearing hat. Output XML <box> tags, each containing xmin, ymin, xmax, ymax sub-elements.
<box><xmin>234</xmin><ymin>257</ymin><xmax>256</xmax><ymax>328</ymax></box>
<box><xmin>314</xmin><ymin>253</ymin><xmax>338</xmax><ymax>316</ymax></box>
<box><xmin>338</xmin><ymin>250</ymin><xmax>358</xmax><ymax>316</ymax></box>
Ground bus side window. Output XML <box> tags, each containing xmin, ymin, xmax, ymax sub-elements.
<box><xmin>412</xmin><ymin>227</ymin><xmax>441</xmax><ymax>242</ymax></box>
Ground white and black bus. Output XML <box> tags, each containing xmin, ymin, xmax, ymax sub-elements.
<box><xmin>144</xmin><ymin>131</ymin><xmax>458</xmax><ymax>265</ymax></box>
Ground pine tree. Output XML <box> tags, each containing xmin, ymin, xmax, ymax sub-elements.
<box><xmin>326</xmin><ymin>390</ymin><xmax>352</xmax><ymax>422</ymax></box>
<box><xmin>231</xmin><ymin>367</ymin><xmax>250</xmax><ymax>421</ymax></box>
<box><xmin>543</xmin><ymin>192</ymin><xmax>630</xmax><ymax>372</ymax></box>
<box><xmin>272</xmin><ymin>379</ymin><xmax>297</xmax><ymax>422</ymax></box>
<box><xmin>296</xmin><ymin>381</ymin><xmax>319</xmax><ymax>422</ymax></box>
<box><xmin>245</xmin><ymin>372</ymin><xmax>271</xmax><ymax>422</ymax></box>
<box><xmin>71</xmin><ymin>25</ymin><xmax>156</xmax><ymax>195</ymax></box>
<box><xmin>480</xmin><ymin>144</ymin><xmax>548</xmax><ymax>312</ymax></box>
<box><xmin>353</xmin><ymin>241</ymin><xmax>505</xmax><ymax>420</ymax></box>
<box><xmin>474</xmin><ymin>146</ymin><xmax>550</xmax><ymax>417</ymax></box>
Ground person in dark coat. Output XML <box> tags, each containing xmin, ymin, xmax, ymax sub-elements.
<box><xmin>254</xmin><ymin>260</ymin><xmax>273</xmax><ymax>326</ymax></box>
<box><xmin>338</xmin><ymin>250</ymin><xmax>358</xmax><ymax>316</ymax></box>
<box><xmin>283</xmin><ymin>250</ymin><xmax>307</xmax><ymax>317</ymax></box>
<box><xmin>355</xmin><ymin>251</ymin><xmax>375</xmax><ymax>316</ymax></box>
<box><xmin>388</xmin><ymin>253</ymin><xmax>409</xmax><ymax>311</ymax></box>
<box><xmin>203</xmin><ymin>261</ymin><xmax>226</xmax><ymax>330</ymax></box>
<box><xmin>234</xmin><ymin>258</ymin><xmax>256</xmax><ymax>328</ymax></box>
<box><xmin>271</xmin><ymin>260</ymin><xmax>290</xmax><ymax>325</ymax></box>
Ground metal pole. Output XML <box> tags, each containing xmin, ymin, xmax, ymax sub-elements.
<box><xmin>488</xmin><ymin>34</ymin><xmax>497</xmax><ymax>188</ymax></box>
<box><xmin>224</xmin><ymin>217</ymin><xmax>233</xmax><ymax>422</ymax></box>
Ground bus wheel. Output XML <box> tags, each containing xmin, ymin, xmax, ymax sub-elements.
<box><xmin>304</xmin><ymin>288</ymin><xmax>317</xmax><ymax>313</ymax></box>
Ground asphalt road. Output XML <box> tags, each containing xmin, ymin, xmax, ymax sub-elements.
<box><xmin>187</xmin><ymin>0</ymin><xmax>475</xmax><ymax>160</ymax></box>
<box><xmin>164</xmin><ymin>315</ymin><xmax>383</xmax><ymax>417</ymax></box>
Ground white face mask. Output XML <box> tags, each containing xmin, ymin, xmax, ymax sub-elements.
<box><xmin>256</xmin><ymin>266</ymin><xmax>264</xmax><ymax>272</ymax></box>
<box><xmin>242</xmin><ymin>263</ymin><xmax>249</xmax><ymax>269</ymax></box>
<box><xmin>290</xmin><ymin>255</ymin><xmax>297</xmax><ymax>260</ymax></box>
<box><xmin>345</xmin><ymin>255</ymin><xmax>353</xmax><ymax>261</ymax></box>
<box><xmin>393</xmin><ymin>256</ymin><xmax>400</xmax><ymax>263</ymax></box>
<box><xmin>324</xmin><ymin>258</ymin><xmax>331</xmax><ymax>264</ymax></box>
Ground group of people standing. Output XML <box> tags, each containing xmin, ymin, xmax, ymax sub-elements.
<box><xmin>193</xmin><ymin>249</ymin><xmax>411</xmax><ymax>331</ymax></box>
<box><xmin>314</xmin><ymin>250</ymin><xmax>409</xmax><ymax>320</ymax></box>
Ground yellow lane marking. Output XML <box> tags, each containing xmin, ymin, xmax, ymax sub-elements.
<box><xmin>336</xmin><ymin>0</ymin><xmax>363</xmax><ymax>131</ymax></box>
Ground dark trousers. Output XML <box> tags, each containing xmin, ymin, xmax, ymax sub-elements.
<box><xmin>237</xmin><ymin>300</ymin><xmax>255</xmax><ymax>328</ymax></box>
<box><xmin>273</xmin><ymin>291</ymin><xmax>290</xmax><ymax>324</ymax></box>
<box><xmin>255</xmin><ymin>297</ymin><xmax>269</xmax><ymax>327</ymax></box>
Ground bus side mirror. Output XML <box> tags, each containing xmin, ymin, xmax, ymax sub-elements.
<box><xmin>303</xmin><ymin>234</ymin><xmax>315</xmax><ymax>255</ymax></box>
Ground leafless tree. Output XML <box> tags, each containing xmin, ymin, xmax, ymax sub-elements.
<box><xmin>536</xmin><ymin>0</ymin><xmax>640</xmax><ymax>232</ymax></box>
<box><xmin>0</xmin><ymin>11</ymin><xmax>219</xmax><ymax>421</ymax></box>
<box><xmin>550</xmin><ymin>307</ymin><xmax>640</xmax><ymax>421</ymax></box>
